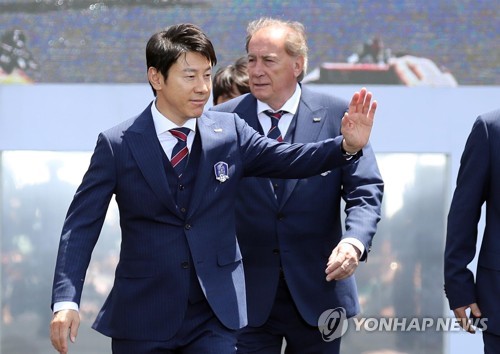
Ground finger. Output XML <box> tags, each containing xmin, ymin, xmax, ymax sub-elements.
<box><xmin>70</xmin><ymin>320</ymin><xmax>79</xmax><ymax>343</ymax></box>
<box><xmin>368</xmin><ymin>100</ymin><xmax>377</xmax><ymax>120</ymax></box>
<box><xmin>326</xmin><ymin>261</ymin><xmax>355</xmax><ymax>281</ymax></box>
<box><xmin>341</xmin><ymin>112</ymin><xmax>352</xmax><ymax>130</ymax></box>
<box><xmin>326</xmin><ymin>266</ymin><xmax>343</xmax><ymax>281</ymax></box>
<box><xmin>457</xmin><ymin>317</ymin><xmax>472</xmax><ymax>332</ymax></box>
<box><xmin>464</xmin><ymin>319</ymin><xmax>475</xmax><ymax>334</ymax></box>
<box><xmin>325</xmin><ymin>261</ymin><xmax>340</xmax><ymax>274</ymax></box>
<box><xmin>453</xmin><ymin>307</ymin><xmax>475</xmax><ymax>333</ymax></box>
<box><xmin>326</xmin><ymin>253</ymin><xmax>352</xmax><ymax>277</ymax></box>
<box><xmin>362</xmin><ymin>91</ymin><xmax>373</xmax><ymax>115</ymax></box>
<box><xmin>325</xmin><ymin>253</ymin><xmax>343</xmax><ymax>276</ymax></box>
<box><xmin>51</xmin><ymin>323</ymin><xmax>68</xmax><ymax>353</ymax></box>
<box><xmin>469</xmin><ymin>303</ymin><xmax>482</xmax><ymax>318</ymax></box>
<box><xmin>327</xmin><ymin>249</ymin><xmax>346</xmax><ymax>268</ymax></box>
<box><xmin>356</xmin><ymin>88</ymin><xmax>367</xmax><ymax>112</ymax></box>
<box><xmin>58</xmin><ymin>324</ymin><xmax>70</xmax><ymax>353</ymax></box>
<box><xmin>50</xmin><ymin>329</ymin><xmax>59</xmax><ymax>351</ymax></box>
<box><xmin>453</xmin><ymin>307</ymin><xmax>467</xmax><ymax>318</ymax></box>
<box><xmin>348</xmin><ymin>91</ymin><xmax>361</xmax><ymax>114</ymax></box>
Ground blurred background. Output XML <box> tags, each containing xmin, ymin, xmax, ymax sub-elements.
<box><xmin>1</xmin><ymin>1</ymin><xmax>499</xmax><ymax>353</ymax></box>
<box><xmin>1</xmin><ymin>0</ymin><xmax>498</xmax><ymax>85</ymax></box>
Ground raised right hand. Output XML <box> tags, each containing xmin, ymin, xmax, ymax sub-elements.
<box><xmin>341</xmin><ymin>87</ymin><xmax>377</xmax><ymax>153</ymax></box>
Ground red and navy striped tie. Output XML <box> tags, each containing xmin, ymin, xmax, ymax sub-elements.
<box><xmin>170</xmin><ymin>127</ymin><xmax>190</xmax><ymax>177</ymax></box>
<box><xmin>264</xmin><ymin>110</ymin><xmax>285</xmax><ymax>142</ymax></box>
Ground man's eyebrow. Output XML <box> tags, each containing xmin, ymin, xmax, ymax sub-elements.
<box><xmin>249</xmin><ymin>53</ymin><xmax>277</xmax><ymax>60</ymax></box>
<box><xmin>182</xmin><ymin>66</ymin><xmax>212</xmax><ymax>73</ymax></box>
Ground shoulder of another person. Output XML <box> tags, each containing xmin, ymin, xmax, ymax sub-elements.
<box><xmin>211</xmin><ymin>93</ymin><xmax>251</xmax><ymax>113</ymax></box>
<box><xmin>203</xmin><ymin>110</ymin><xmax>236</xmax><ymax>119</ymax></box>
<box><xmin>199</xmin><ymin>111</ymin><xmax>241</xmax><ymax>132</ymax></box>
<box><xmin>301</xmin><ymin>87</ymin><xmax>347</xmax><ymax>109</ymax></box>
<box><xmin>479</xmin><ymin>109</ymin><xmax>500</xmax><ymax>128</ymax></box>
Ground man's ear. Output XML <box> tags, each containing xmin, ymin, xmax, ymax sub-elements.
<box><xmin>147</xmin><ymin>67</ymin><xmax>162</xmax><ymax>91</ymax></box>
<box><xmin>294</xmin><ymin>56</ymin><xmax>305</xmax><ymax>78</ymax></box>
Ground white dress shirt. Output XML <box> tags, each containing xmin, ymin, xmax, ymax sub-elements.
<box><xmin>257</xmin><ymin>83</ymin><xmax>301</xmax><ymax>138</ymax></box>
<box><xmin>151</xmin><ymin>100</ymin><xmax>196</xmax><ymax>158</ymax></box>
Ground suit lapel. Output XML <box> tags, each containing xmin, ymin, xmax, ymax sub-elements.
<box><xmin>234</xmin><ymin>96</ymin><xmax>264</xmax><ymax>135</ymax></box>
<box><xmin>235</xmin><ymin>97</ymin><xmax>279</xmax><ymax>207</ymax></box>
<box><xmin>124</xmin><ymin>105</ymin><xmax>181</xmax><ymax>218</ymax></box>
<box><xmin>279</xmin><ymin>90</ymin><xmax>328</xmax><ymax>208</ymax></box>
<box><xmin>186</xmin><ymin>114</ymin><xmax>221</xmax><ymax>218</ymax></box>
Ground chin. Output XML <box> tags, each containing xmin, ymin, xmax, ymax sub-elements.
<box><xmin>252</xmin><ymin>90</ymin><xmax>268</xmax><ymax>102</ymax></box>
<box><xmin>191</xmin><ymin>109</ymin><xmax>204</xmax><ymax>118</ymax></box>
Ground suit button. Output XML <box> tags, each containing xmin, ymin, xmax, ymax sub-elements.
<box><xmin>179</xmin><ymin>184</ymin><xmax>185</xmax><ymax>191</ymax></box>
<box><xmin>180</xmin><ymin>207</ymin><xmax>186</xmax><ymax>213</ymax></box>
<box><xmin>181</xmin><ymin>262</ymin><xmax>189</xmax><ymax>269</ymax></box>
<box><xmin>185</xmin><ymin>224</ymin><xmax>191</xmax><ymax>230</ymax></box>
<box><xmin>277</xmin><ymin>213</ymin><xmax>285</xmax><ymax>220</ymax></box>
<box><xmin>272</xmin><ymin>249</ymin><xmax>280</xmax><ymax>255</ymax></box>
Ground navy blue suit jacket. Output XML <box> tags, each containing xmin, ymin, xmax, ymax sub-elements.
<box><xmin>211</xmin><ymin>87</ymin><xmax>384</xmax><ymax>326</ymax></box>
<box><xmin>51</xmin><ymin>102</ymin><xmax>355</xmax><ymax>341</ymax></box>
<box><xmin>445</xmin><ymin>109</ymin><xmax>500</xmax><ymax>335</ymax></box>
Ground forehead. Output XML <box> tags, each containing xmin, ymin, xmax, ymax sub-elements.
<box><xmin>172</xmin><ymin>51</ymin><xmax>212</xmax><ymax>71</ymax></box>
<box><xmin>248</xmin><ymin>25</ymin><xmax>288</xmax><ymax>55</ymax></box>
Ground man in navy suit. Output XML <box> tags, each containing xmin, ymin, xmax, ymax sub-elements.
<box><xmin>444</xmin><ymin>108</ymin><xmax>500</xmax><ymax>353</ymax></box>
<box><xmin>212</xmin><ymin>18</ymin><xmax>383</xmax><ymax>354</ymax></box>
<box><xmin>49</xmin><ymin>23</ymin><xmax>377</xmax><ymax>354</ymax></box>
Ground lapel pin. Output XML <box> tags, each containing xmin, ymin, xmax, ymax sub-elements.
<box><xmin>214</xmin><ymin>128</ymin><xmax>223</xmax><ymax>133</ymax></box>
<box><xmin>214</xmin><ymin>161</ymin><xmax>229</xmax><ymax>182</ymax></box>
<box><xmin>313</xmin><ymin>117</ymin><xmax>321</xmax><ymax>122</ymax></box>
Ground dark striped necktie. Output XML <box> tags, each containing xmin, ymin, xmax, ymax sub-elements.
<box><xmin>169</xmin><ymin>127</ymin><xmax>190</xmax><ymax>177</ymax></box>
<box><xmin>264</xmin><ymin>110</ymin><xmax>286</xmax><ymax>142</ymax></box>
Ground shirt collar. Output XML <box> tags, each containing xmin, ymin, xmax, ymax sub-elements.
<box><xmin>257</xmin><ymin>83</ymin><xmax>301</xmax><ymax>115</ymax></box>
<box><xmin>151</xmin><ymin>100</ymin><xmax>197</xmax><ymax>136</ymax></box>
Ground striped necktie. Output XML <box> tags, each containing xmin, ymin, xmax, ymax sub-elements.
<box><xmin>169</xmin><ymin>127</ymin><xmax>190</xmax><ymax>177</ymax></box>
<box><xmin>264</xmin><ymin>110</ymin><xmax>285</xmax><ymax>142</ymax></box>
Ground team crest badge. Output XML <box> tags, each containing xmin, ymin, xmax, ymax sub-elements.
<box><xmin>214</xmin><ymin>161</ymin><xmax>229</xmax><ymax>182</ymax></box>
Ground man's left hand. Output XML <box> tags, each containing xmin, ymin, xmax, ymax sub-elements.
<box><xmin>325</xmin><ymin>242</ymin><xmax>361</xmax><ymax>281</ymax></box>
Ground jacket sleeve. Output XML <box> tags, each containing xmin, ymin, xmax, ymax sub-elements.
<box><xmin>51</xmin><ymin>132</ymin><xmax>116</xmax><ymax>307</ymax></box>
<box><xmin>341</xmin><ymin>141</ymin><xmax>384</xmax><ymax>260</ymax></box>
<box><xmin>233</xmin><ymin>113</ymin><xmax>356</xmax><ymax>178</ymax></box>
<box><xmin>444</xmin><ymin>117</ymin><xmax>490</xmax><ymax>309</ymax></box>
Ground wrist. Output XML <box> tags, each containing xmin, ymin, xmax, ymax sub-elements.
<box><xmin>342</xmin><ymin>139</ymin><xmax>359</xmax><ymax>155</ymax></box>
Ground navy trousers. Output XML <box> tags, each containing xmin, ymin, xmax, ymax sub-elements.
<box><xmin>237</xmin><ymin>275</ymin><xmax>341</xmax><ymax>354</ymax></box>
<box><xmin>483</xmin><ymin>331</ymin><xmax>500</xmax><ymax>354</ymax></box>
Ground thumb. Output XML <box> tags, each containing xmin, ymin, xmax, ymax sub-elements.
<box><xmin>469</xmin><ymin>303</ymin><xmax>482</xmax><ymax>318</ymax></box>
<box><xmin>69</xmin><ymin>317</ymin><xmax>80</xmax><ymax>343</ymax></box>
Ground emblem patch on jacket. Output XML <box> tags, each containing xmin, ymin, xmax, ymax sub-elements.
<box><xmin>214</xmin><ymin>161</ymin><xmax>229</xmax><ymax>182</ymax></box>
